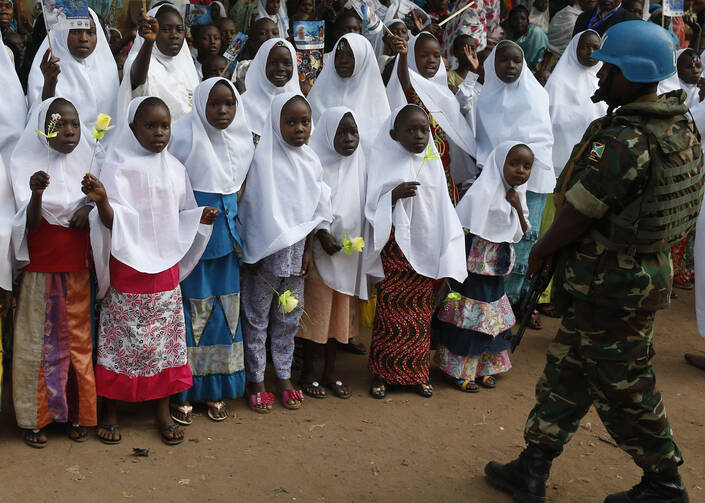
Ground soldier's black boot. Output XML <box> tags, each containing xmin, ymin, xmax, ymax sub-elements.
<box><xmin>604</xmin><ymin>469</ymin><xmax>689</xmax><ymax>503</ymax></box>
<box><xmin>484</xmin><ymin>443</ymin><xmax>557</xmax><ymax>503</ymax></box>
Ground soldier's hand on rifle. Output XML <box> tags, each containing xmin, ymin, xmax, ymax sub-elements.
<box><xmin>527</xmin><ymin>246</ymin><xmax>545</xmax><ymax>277</ymax></box>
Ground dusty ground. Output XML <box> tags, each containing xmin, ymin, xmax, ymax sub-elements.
<box><xmin>0</xmin><ymin>291</ymin><xmax>704</xmax><ymax>503</ymax></box>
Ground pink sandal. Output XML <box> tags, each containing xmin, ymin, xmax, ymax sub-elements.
<box><xmin>248</xmin><ymin>392</ymin><xmax>274</xmax><ymax>414</ymax></box>
<box><xmin>280</xmin><ymin>389</ymin><xmax>304</xmax><ymax>410</ymax></box>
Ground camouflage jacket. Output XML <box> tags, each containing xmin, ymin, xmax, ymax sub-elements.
<box><xmin>554</xmin><ymin>90</ymin><xmax>703</xmax><ymax>311</ymax></box>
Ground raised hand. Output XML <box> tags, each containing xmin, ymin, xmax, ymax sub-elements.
<box><xmin>39</xmin><ymin>49</ymin><xmax>61</xmax><ymax>83</ymax></box>
<box><xmin>30</xmin><ymin>171</ymin><xmax>50</xmax><ymax>195</ymax></box>
<box><xmin>392</xmin><ymin>181</ymin><xmax>420</xmax><ymax>204</ymax></box>
<box><xmin>81</xmin><ymin>173</ymin><xmax>107</xmax><ymax>203</ymax></box>
<box><xmin>138</xmin><ymin>10</ymin><xmax>159</xmax><ymax>42</ymax></box>
<box><xmin>464</xmin><ymin>44</ymin><xmax>479</xmax><ymax>73</ymax></box>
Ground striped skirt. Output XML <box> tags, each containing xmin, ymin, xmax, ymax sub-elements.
<box><xmin>368</xmin><ymin>237</ymin><xmax>434</xmax><ymax>385</ymax></box>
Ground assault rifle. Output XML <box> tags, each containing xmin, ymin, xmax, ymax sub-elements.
<box><xmin>511</xmin><ymin>258</ymin><xmax>556</xmax><ymax>352</ymax></box>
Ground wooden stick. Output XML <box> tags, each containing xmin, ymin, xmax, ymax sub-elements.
<box><xmin>382</xmin><ymin>21</ymin><xmax>394</xmax><ymax>36</ymax></box>
<box><xmin>438</xmin><ymin>1</ymin><xmax>477</xmax><ymax>27</ymax></box>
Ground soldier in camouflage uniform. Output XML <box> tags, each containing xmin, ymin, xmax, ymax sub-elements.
<box><xmin>484</xmin><ymin>21</ymin><xmax>703</xmax><ymax>503</ymax></box>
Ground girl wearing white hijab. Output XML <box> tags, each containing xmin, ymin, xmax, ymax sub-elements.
<box><xmin>307</xmin><ymin>34</ymin><xmax>391</xmax><ymax>154</ymax></box>
<box><xmin>256</xmin><ymin>0</ymin><xmax>288</xmax><ymax>38</ymax></box>
<box><xmin>118</xmin><ymin>4</ymin><xmax>199</xmax><ymax>122</ymax></box>
<box><xmin>27</xmin><ymin>9</ymin><xmax>118</xmax><ymax>145</ymax></box>
<box><xmin>436</xmin><ymin>141</ymin><xmax>532</xmax><ymax>392</ymax></box>
<box><xmin>364</xmin><ymin>104</ymin><xmax>467</xmax><ymax>400</ymax></box>
<box><xmin>298</xmin><ymin>107</ymin><xmax>367</xmax><ymax>400</ymax></box>
<box><xmin>387</xmin><ymin>32</ymin><xmax>477</xmax><ymax>205</ymax></box>
<box><xmin>241</xmin><ymin>38</ymin><xmax>301</xmax><ymax>140</ymax></box>
<box><xmin>475</xmin><ymin>40</ymin><xmax>553</xmax><ymax>311</ymax></box>
<box><xmin>9</xmin><ymin>97</ymin><xmax>97</xmax><ymax>448</ymax></box>
<box><xmin>83</xmin><ymin>96</ymin><xmax>215</xmax><ymax>446</ymax></box>
<box><xmin>238</xmin><ymin>92</ymin><xmax>332</xmax><ymax>413</ymax></box>
<box><xmin>168</xmin><ymin>78</ymin><xmax>255</xmax><ymax>423</ymax></box>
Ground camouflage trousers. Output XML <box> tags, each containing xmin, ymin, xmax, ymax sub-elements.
<box><xmin>524</xmin><ymin>300</ymin><xmax>683</xmax><ymax>473</ymax></box>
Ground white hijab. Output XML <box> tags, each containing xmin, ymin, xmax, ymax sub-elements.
<box><xmin>28</xmin><ymin>9</ymin><xmax>119</xmax><ymax>143</ymax></box>
<box><xmin>238</xmin><ymin>93</ymin><xmax>333</xmax><ymax>264</ymax></box>
<box><xmin>476</xmin><ymin>41</ymin><xmax>554</xmax><ymax>193</ymax></box>
<box><xmin>387</xmin><ymin>33</ymin><xmax>476</xmax><ymax>160</ymax></box>
<box><xmin>242</xmin><ymin>38</ymin><xmax>301</xmax><ymax>136</ymax></box>
<box><xmin>307</xmin><ymin>34</ymin><xmax>391</xmax><ymax>153</ymax></box>
<box><xmin>309</xmin><ymin>107</ymin><xmax>368</xmax><ymax>297</ymax></box>
<box><xmin>118</xmin><ymin>5</ymin><xmax>200</xmax><ymax>123</ymax></box>
<box><xmin>0</xmin><ymin>31</ymin><xmax>27</xmax><ymax>167</ymax></box>
<box><xmin>364</xmin><ymin>105</ymin><xmax>467</xmax><ymax>284</ymax></box>
<box><xmin>170</xmin><ymin>78</ymin><xmax>255</xmax><ymax>194</ymax></box>
<box><xmin>89</xmin><ymin>96</ymin><xmax>211</xmax><ymax>298</ymax></box>
<box><xmin>256</xmin><ymin>0</ymin><xmax>289</xmax><ymax>38</ymax></box>
<box><xmin>10</xmin><ymin>98</ymin><xmax>93</xmax><ymax>267</ymax></box>
<box><xmin>455</xmin><ymin>141</ymin><xmax>529</xmax><ymax>244</ymax></box>
<box><xmin>695</xmin><ymin>198</ymin><xmax>705</xmax><ymax>338</ymax></box>
<box><xmin>545</xmin><ymin>31</ymin><xmax>606</xmax><ymax>177</ymax></box>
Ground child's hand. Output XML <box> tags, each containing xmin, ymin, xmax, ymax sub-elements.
<box><xmin>30</xmin><ymin>171</ymin><xmax>50</xmax><ymax>195</ymax></box>
<box><xmin>392</xmin><ymin>181</ymin><xmax>420</xmax><ymax>204</ymax></box>
<box><xmin>81</xmin><ymin>173</ymin><xmax>107</xmax><ymax>203</ymax></box>
<box><xmin>391</xmin><ymin>35</ymin><xmax>408</xmax><ymax>55</ymax></box>
<box><xmin>316</xmin><ymin>229</ymin><xmax>342</xmax><ymax>255</ymax></box>
<box><xmin>200</xmin><ymin>206</ymin><xmax>219</xmax><ymax>224</ymax></box>
<box><xmin>39</xmin><ymin>49</ymin><xmax>61</xmax><ymax>84</ymax></box>
<box><xmin>69</xmin><ymin>205</ymin><xmax>92</xmax><ymax>229</ymax></box>
<box><xmin>301</xmin><ymin>245</ymin><xmax>314</xmax><ymax>277</ymax></box>
<box><xmin>411</xmin><ymin>10</ymin><xmax>425</xmax><ymax>33</ymax></box>
<box><xmin>463</xmin><ymin>44</ymin><xmax>480</xmax><ymax>73</ymax></box>
<box><xmin>138</xmin><ymin>10</ymin><xmax>159</xmax><ymax>42</ymax></box>
<box><xmin>506</xmin><ymin>188</ymin><xmax>522</xmax><ymax>210</ymax></box>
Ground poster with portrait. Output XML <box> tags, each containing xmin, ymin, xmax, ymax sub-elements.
<box><xmin>292</xmin><ymin>20</ymin><xmax>324</xmax><ymax>50</ymax></box>
<box><xmin>663</xmin><ymin>0</ymin><xmax>684</xmax><ymax>17</ymax></box>
<box><xmin>42</xmin><ymin>0</ymin><xmax>90</xmax><ymax>31</ymax></box>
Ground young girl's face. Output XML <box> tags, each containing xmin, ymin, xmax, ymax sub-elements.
<box><xmin>250</xmin><ymin>19</ymin><xmax>279</xmax><ymax>50</ymax></box>
<box><xmin>678</xmin><ymin>50</ymin><xmax>703</xmax><ymax>85</ymax></box>
<box><xmin>503</xmin><ymin>145</ymin><xmax>533</xmax><ymax>187</ymax></box>
<box><xmin>279</xmin><ymin>97</ymin><xmax>312</xmax><ymax>147</ymax></box>
<box><xmin>495</xmin><ymin>44</ymin><xmax>523</xmax><ymax>83</ymax></box>
<box><xmin>46</xmin><ymin>101</ymin><xmax>81</xmax><ymax>154</ymax></box>
<box><xmin>0</xmin><ymin>1</ymin><xmax>12</xmax><ymax>28</ymax></box>
<box><xmin>391</xmin><ymin>107</ymin><xmax>429</xmax><ymax>154</ymax></box>
<box><xmin>576</xmin><ymin>31</ymin><xmax>600</xmax><ymax>68</ymax></box>
<box><xmin>206</xmin><ymin>82</ymin><xmax>237</xmax><ymax>129</ymax></box>
<box><xmin>155</xmin><ymin>10</ymin><xmax>185</xmax><ymax>58</ymax></box>
<box><xmin>299</xmin><ymin>0</ymin><xmax>314</xmax><ymax>15</ymax></box>
<box><xmin>202</xmin><ymin>55</ymin><xmax>228</xmax><ymax>79</ymax></box>
<box><xmin>67</xmin><ymin>17</ymin><xmax>98</xmax><ymax>60</ymax></box>
<box><xmin>334</xmin><ymin>39</ymin><xmax>355</xmax><ymax>78</ymax></box>
<box><xmin>414</xmin><ymin>35</ymin><xmax>441</xmax><ymax>79</ymax></box>
<box><xmin>335</xmin><ymin>15</ymin><xmax>361</xmax><ymax>39</ymax></box>
<box><xmin>266</xmin><ymin>45</ymin><xmax>293</xmax><ymax>87</ymax></box>
<box><xmin>509</xmin><ymin>10</ymin><xmax>529</xmax><ymax>37</ymax></box>
<box><xmin>196</xmin><ymin>25</ymin><xmax>222</xmax><ymax>57</ymax></box>
<box><xmin>218</xmin><ymin>19</ymin><xmax>237</xmax><ymax>47</ymax></box>
<box><xmin>131</xmin><ymin>104</ymin><xmax>171</xmax><ymax>153</ymax></box>
<box><xmin>265</xmin><ymin>0</ymin><xmax>281</xmax><ymax>15</ymax></box>
<box><xmin>333</xmin><ymin>113</ymin><xmax>359</xmax><ymax>156</ymax></box>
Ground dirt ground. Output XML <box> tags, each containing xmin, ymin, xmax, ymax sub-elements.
<box><xmin>0</xmin><ymin>291</ymin><xmax>704</xmax><ymax>503</ymax></box>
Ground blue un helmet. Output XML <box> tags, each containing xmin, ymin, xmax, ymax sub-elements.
<box><xmin>592</xmin><ymin>20</ymin><xmax>676</xmax><ymax>83</ymax></box>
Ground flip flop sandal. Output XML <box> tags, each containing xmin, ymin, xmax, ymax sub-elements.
<box><xmin>479</xmin><ymin>376</ymin><xmax>497</xmax><ymax>389</ymax></box>
<box><xmin>159</xmin><ymin>424</ymin><xmax>184</xmax><ymax>445</ymax></box>
<box><xmin>97</xmin><ymin>424</ymin><xmax>121</xmax><ymax>445</ymax></box>
<box><xmin>453</xmin><ymin>379</ymin><xmax>480</xmax><ymax>393</ymax></box>
<box><xmin>24</xmin><ymin>429</ymin><xmax>47</xmax><ymax>449</ymax></box>
<box><xmin>170</xmin><ymin>403</ymin><xmax>193</xmax><ymax>426</ymax></box>
<box><xmin>369</xmin><ymin>382</ymin><xmax>386</xmax><ymax>399</ymax></box>
<box><xmin>280</xmin><ymin>389</ymin><xmax>304</xmax><ymax>410</ymax></box>
<box><xmin>324</xmin><ymin>380</ymin><xmax>352</xmax><ymax>399</ymax></box>
<box><xmin>416</xmin><ymin>383</ymin><xmax>433</xmax><ymax>398</ymax></box>
<box><xmin>68</xmin><ymin>424</ymin><xmax>88</xmax><ymax>443</ymax></box>
<box><xmin>529</xmin><ymin>310</ymin><xmax>543</xmax><ymax>330</ymax></box>
<box><xmin>206</xmin><ymin>401</ymin><xmax>228</xmax><ymax>422</ymax></box>
<box><xmin>248</xmin><ymin>391</ymin><xmax>274</xmax><ymax>414</ymax></box>
<box><xmin>301</xmin><ymin>380</ymin><xmax>327</xmax><ymax>399</ymax></box>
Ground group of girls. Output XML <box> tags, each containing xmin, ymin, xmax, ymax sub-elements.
<box><xmin>0</xmin><ymin>0</ymin><xmax>622</xmax><ymax>450</ymax></box>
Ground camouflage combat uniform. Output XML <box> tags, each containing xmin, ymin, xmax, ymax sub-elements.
<box><xmin>524</xmin><ymin>91</ymin><xmax>704</xmax><ymax>474</ymax></box>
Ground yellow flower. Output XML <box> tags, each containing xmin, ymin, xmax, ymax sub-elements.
<box><xmin>343</xmin><ymin>236</ymin><xmax>365</xmax><ymax>255</ymax></box>
<box><xmin>278</xmin><ymin>290</ymin><xmax>299</xmax><ymax>314</ymax></box>
<box><xmin>445</xmin><ymin>292</ymin><xmax>462</xmax><ymax>302</ymax></box>
<box><xmin>95</xmin><ymin>113</ymin><xmax>111</xmax><ymax>130</ymax></box>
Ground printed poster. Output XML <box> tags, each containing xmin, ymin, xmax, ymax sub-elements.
<box><xmin>42</xmin><ymin>0</ymin><xmax>90</xmax><ymax>31</ymax></box>
<box><xmin>663</xmin><ymin>0</ymin><xmax>684</xmax><ymax>17</ymax></box>
<box><xmin>293</xmin><ymin>20</ymin><xmax>324</xmax><ymax>50</ymax></box>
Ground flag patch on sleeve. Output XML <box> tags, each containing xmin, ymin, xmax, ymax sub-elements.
<box><xmin>588</xmin><ymin>142</ymin><xmax>605</xmax><ymax>161</ymax></box>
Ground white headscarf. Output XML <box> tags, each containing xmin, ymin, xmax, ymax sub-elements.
<box><xmin>238</xmin><ymin>93</ymin><xmax>333</xmax><ymax>264</ymax></box>
<box><xmin>10</xmin><ymin>97</ymin><xmax>93</xmax><ymax>267</ymax></box>
<box><xmin>118</xmin><ymin>5</ymin><xmax>200</xmax><ymax>123</ymax></box>
<box><xmin>28</xmin><ymin>9</ymin><xmax>119</xmax><ymax>143</ymax></box>
<box><xmin>476</xmin><ymin>41</ymin><xmax>554</xmax><ymax>193</ymax></box>
<box><xmin>695</xmin><ymin>198</ymin><xmax>705</xmax><ymax>338</ymax></box>
<box><xmin>242</xmin><ymin>38</ymin><xmax>301</xmax><ymax>136</ymax></box>
<box><xmin>455</xmin><ymin>141</ymin><xmax>529</xmax><ymax>244</ymax></box>
<box><xmin>545</xmin><ymin>31</ymin><xmax>606</xmax><ymax>176</ymax></box>
<box><xmin>89</xmin><ymin>96</ymin><xmax>212</xmax><ymax>298</ymax></box>
<box><xmin>387</xmin><ymin>33</ymin><xmax>476</xmax><ymax>159</ymax></box>
<box><xmin>364</xmin><ymin>105</ymin><xmax>467</xmax><ymax>284</ymax></box>
<box><xmin>170</xmin><ymin>78</ymin><xmax>255</xmax><ymax>194</ymax></box>
<box><xmin>0</xmin><ymin>156</ymin><xmax>12</xmax><ymax>290</ymax></box>
<box><xmin>307</xmin><ymin>34</ymin><xmax>391</xmax><ymax>153</ymax></box>
<box><xmin>256</xmin><ymin>0</ymin><xmax>289</xmax><ymax>38</ymax></box>
<box><xmin>309</xmin><ymin>107</ymin><xmax>368</xmax><ymax>297</ymax></box>
<box><xmin>659</xmin><ymin>49</ymin><xmax>703</xmax><ymax>110</ymax></box>
<box><xmin>0</xmin><ymin>32</ymin><xmax>27</xmax><ymax>167</ymax></box>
